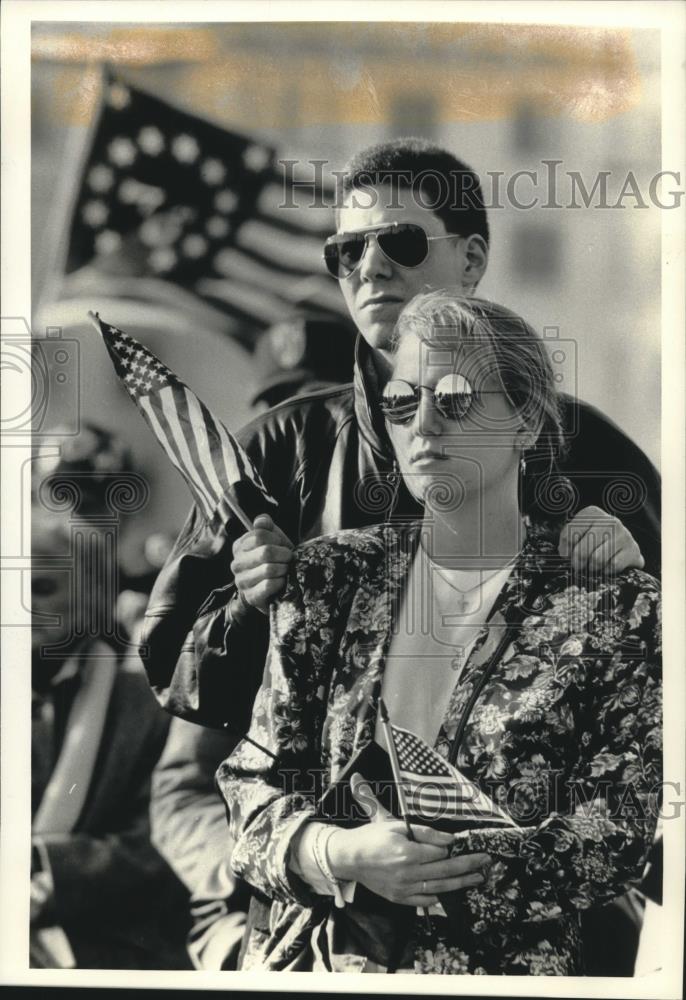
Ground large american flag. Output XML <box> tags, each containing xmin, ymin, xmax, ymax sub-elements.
<box><xmin>89</xmin><ymin>312</ymin><xmax>277</xmax><ymax>527</ymax></box>
<box><xmin>391</xmin><ymin>723</ymin><xmax>517</xmax><ymax>827</ymax></box>
<box><xmin>38</xmin><ymin>69</ymin><xmax>350</xmax><ymax>344</ymax></box>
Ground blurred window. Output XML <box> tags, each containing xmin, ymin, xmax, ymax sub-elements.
<box><xmin>512</xmin><ymin>101</ymin><xmax>562</xmax><ymax>155</ymax></box>
<box><xmin>513</xmin><ymin>102</ymin><xmax>539</xmax><ymax>152</ymax></box>
<box><xmin>511</xmin><ymin>223</ymin><xmax>561</xmax><ymax>282</ymax></box>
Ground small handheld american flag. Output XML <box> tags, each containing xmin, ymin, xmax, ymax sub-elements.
<box><xmin>89</xmin><ymin>311</ymin><xmax>277</xmax><ymax>530</ymax></box>
<box><xmin>389</xmin><ymin>720</ymin><xmax>517</xmax><ymax>828</ymax></box>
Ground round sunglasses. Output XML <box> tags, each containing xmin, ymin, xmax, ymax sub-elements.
<box><xmin>323</xmin><ymin>222</ymin><xmax>459</xmax><ymax>279</ymax></box>
<box><xmin>380</xmin><ymin>374</ymin><xmax>502</xmax><ymax>424</ymax></box>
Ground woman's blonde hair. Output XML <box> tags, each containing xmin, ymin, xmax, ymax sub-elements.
<box><xmin>393</xmin><ymin>289</ymin><xmax>566</xmax><ymax>462</ymax></box>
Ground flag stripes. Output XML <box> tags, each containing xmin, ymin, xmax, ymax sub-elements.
<box><xmin>91</xmin><ymin>312</ymin><xmax>276</xmax><ymax>525</ymax></box>
<box><xmin>197</xmin><ymin>278</ymin><xmax>304</xmax><ymax>328</ymax></box>
<box><xmin>139</xmin><ymin>394</ymin><xmax>214</xmax><ymax>520</ymax></box>
<box><xmin>185</xmin><ymin>388</ymin><xmax>228</xmax><ymax>502</ymax></box>
<box><xmin>391</xmin><ymin>722</ymin><xmax>517</xmax><ymax>827</ymax></box>
<box><xmin>159</xmin><ymin>387</ymin><xmax>218</xmax><ymax>516</ymax></box>
<box><xmin>235</xmin><ymin>218</ymin><xmax>329</xmax><ymax>274</ymax></box>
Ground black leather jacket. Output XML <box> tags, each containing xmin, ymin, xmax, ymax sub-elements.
<box><xmin>140</xmin><ymin>337</ymin><xmax>660</xmax><ymax>733</ymax></box>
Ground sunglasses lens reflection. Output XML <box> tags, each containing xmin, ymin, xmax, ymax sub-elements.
<box><xmin>381</xmin><ymin>375</ymin><xmax>476</xmax><ymax>424</ymax></box>
<box><xmin>434</xmin><ymin>373</ymin><xmax>473</xmax><ymax>419</ymax></box>
<box><xmin>336</xmin><ymin>236</ymin><xmax>366</xmax><ymax>276</ymax></box>
<box><xmin>381</xmin><ymin>380</ymin><xmax>419</xmax><ymax>423</ymax></box>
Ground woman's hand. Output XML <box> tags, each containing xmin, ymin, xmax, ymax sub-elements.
<box><xmin>326</xmin><ymin>773</ymin><xmax>490</xmax><ymax>907</ymax></box>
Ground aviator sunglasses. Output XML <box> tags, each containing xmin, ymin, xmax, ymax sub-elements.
<box><xmin>323</xmin><ymin>222</ymin><xmax>459</xmax><ymax>279</ymax></box>
<box><xmin>381</xmin><ymin>374</ymin><xmax>502</xmax><ymax>425</ymax></box>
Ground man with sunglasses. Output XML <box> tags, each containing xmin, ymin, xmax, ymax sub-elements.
<box><xmin>224</xmin><ymin>147</ymin><xmax>658</xmax><ymax>617</ymax></box>
<box><xmin>143</xmin><ymin>137</ymin><xmax>660</xmax><ymax>971</ymax></box>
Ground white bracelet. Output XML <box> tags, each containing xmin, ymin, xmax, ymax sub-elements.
<box><xmin>312</xmin><ymin>825</ymin><xmax>345</xmax><ymax>909</ymax></box>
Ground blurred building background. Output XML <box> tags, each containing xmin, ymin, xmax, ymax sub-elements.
<box><xmin>30</xmin><ymin>21</ymin><xmax>662</xmax><ymax>566</ymax></box>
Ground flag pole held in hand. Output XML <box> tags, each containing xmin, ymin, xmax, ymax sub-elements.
<box><xmin>378</xmin><ymin>698</ymin><xmax>415</xmax><ymax>842</ymax></box>
<box><xmin>378</xmin><ymin>697</ymin><xmax>433</xmax><ymax>936</ymax></box>
<box><xmin>88</xmin><ymin>311</ymin><xmax>277</xmax><ymax>533</ymax></box>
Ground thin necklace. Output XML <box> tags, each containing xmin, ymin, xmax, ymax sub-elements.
<box><xmin>428</xmin><ymin>553</ymin><xmax>518</xmax><ymax>614</ymax></box>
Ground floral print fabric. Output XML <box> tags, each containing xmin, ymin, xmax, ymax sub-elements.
<box><xmin>216</xmin><ymin>519</ymin><xmax>661</xmax><ymax>974</ymax></box>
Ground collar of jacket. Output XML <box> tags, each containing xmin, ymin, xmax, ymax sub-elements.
<box><xmin>352</xmin><ymin>335</ymin><xmax>394</xmax><ymax>462</ymax></box>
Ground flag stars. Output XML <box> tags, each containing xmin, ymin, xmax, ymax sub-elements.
<box><xmin>117</xmin><ymin>178</ymin><xmax>166</xmax><ymax>214</ymax></box>
<box><xmin>82</xmin><ymin>200</ymin><xmax>109</xmax><ymax>227</ymax></box>
<box><xmin>139</xmin><ymin>215</ymin><xmax>173</xmax><ymax>248</ymax></box>
<box><xmin>171</xmin><ymin>134</ymin><xmax>200</xmax><ymax>164</ymax></box>
<box><xmin>214</xmin><ymin>189</ymin><xmax>238</xmax><ymax>214</ymax></box>
<box><xmin>88</xmin><ymin>164</ymin><xmax>115</xmax><ymax>193</ymax></box>
<box><xmin>108</xmin><ymin>137</ymin><xmax>137</xmax><ymax>168</ymax></box>
<box><xmin>138</xmin><ymin>126</ymin><xmax>165</xmax><ymax>156</ymax></box>
<box><xmin>243</xmin><ymin>145</ymin><xmax>271</xmax><ymax>173</ymax></box>
<box><xmin>200</xmin><ymin>158</ymin><xmax>226</xmax><ymax>185</ymax></box>
<box><xmin>181</xmin><ymin>234</ymin><xmax>208</xmax><ymax>259</ymax></box>
<box><xmin>149</xmin><ymin>247</ymin><xmax>178</xmax><ymax>273</ymax></box>
<box><xmin>95</xmin><ymin>229</ymin><xmax>122</xmax><ymax>255</ymax></box>
<box><xmin>205</xmin><ymin>216</ymin><xmax>230</xmax><ymax>239</ymax></box>
<box><xmin>118</xmin><ymin>178</ymin><xmax>141</xmax><ymax>205</ymax></box>
<box><xmin>107</xmin><ymin>83</ymin><xmax>131</xmax><ymax>110</ymax></box>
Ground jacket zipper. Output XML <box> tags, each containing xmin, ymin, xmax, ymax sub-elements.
<box><xmin>448</xmin><ymin>617</ymin><xmax>524</xmax><ymax>767</ymax></box>
<box><xmin>447</xmin><ymin>556</ymin><xmax>551</xmax><ymax>766</ymax></box>
<box><xmin>386</xmin><ymin>460</ymin><xmax>401</xmax><ymax>516</ymax></box>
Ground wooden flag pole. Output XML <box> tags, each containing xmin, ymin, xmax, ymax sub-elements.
<box><xmin>378</xmin><ymin>697</ymin><xmax>433</xmax><ymax>938</ymax></box>
<box><xmin>378</xmin><ymin>698</ymin><xmax>414</xmax><ymax>840</ymax></box>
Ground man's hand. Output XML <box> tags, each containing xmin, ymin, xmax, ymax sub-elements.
<box><xmin>230</xmin><ymin>514</ymin><xmax>294</xmax><ymax>615</ymax></box>
<box><xmin>559</xmin><ymin>506</ymin><xmax>645</xmax><ymax>576</ymax></box>
<box><xmin>326</xmin><ymin>773</ymin><xmax>490</xmax><ymax>907</ymax></box>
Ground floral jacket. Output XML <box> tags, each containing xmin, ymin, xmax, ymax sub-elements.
<box><xmin>216</xmin><ymin>519</ymin><xmax>662</xmax><ymax>975</ymax></box>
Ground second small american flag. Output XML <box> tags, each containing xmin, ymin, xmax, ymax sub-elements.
<box><xmin>391</xmin><ymin>722</ymin><xmax>517</xmax><ymax>827</ymax></box>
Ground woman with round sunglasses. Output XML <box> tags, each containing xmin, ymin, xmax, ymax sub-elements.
<box><xmin>216</xmin><ymin>290</ymin><xmax>661</xmax><ymax>974</ymax></box>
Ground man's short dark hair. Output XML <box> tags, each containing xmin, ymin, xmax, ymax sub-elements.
<box><xmin>339</xmin><ymin>137</ymin><xmax>489</xmax><ymax>245</ymax></box>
